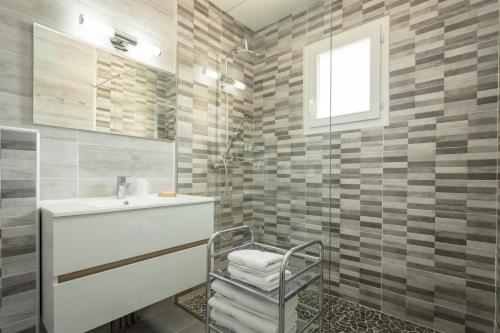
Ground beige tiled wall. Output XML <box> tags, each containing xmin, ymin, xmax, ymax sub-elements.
<box><xmin>0</xmin><ymin>0</ymin><xmax>177</xmax><ymax>200</ymax></box>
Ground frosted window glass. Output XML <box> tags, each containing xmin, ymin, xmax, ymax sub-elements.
<box><xmin>316</xmin><ymin>37</ymin><xmax>371</xmax><ymax>119</ymax></box>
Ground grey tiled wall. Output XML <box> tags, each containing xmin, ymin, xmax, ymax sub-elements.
<box><xmin>0</xmin><ymin>128</ymin><xmax>38</xmax><ymax>333</ymax></box>
<box><xmin>251</xmin><ymin>0</ymin><xmax>500</xmax><ymax>332</ymax></box>
<box><xmin>176</xmin><ymin>0</ymin><xmax>255</xmax><ymax>231</ymax></box>
<box><xmin>177</xmin><ymin>0</ymin><xmax>500</xmax><ymax>332</ymax></box>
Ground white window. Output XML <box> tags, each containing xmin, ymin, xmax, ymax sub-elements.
<box><xmin>303</xmin><ymin>16</ymin><xmax>389</xmax><ymax>135</ymax></box>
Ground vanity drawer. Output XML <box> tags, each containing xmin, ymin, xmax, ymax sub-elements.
<box><xmin>52</xmin><ymin>209</ymin><xmax>144</xmax><ymax>276</ymax></box>
<box><xmin>141</xmin><ymin>203</ymin><xmax>213</xmax><ymax>253</ymax></box>
<box><xmin>49</xmin><ymin>245</ymin><xmax>207</xmax><ymax>333</ymax></box>
<box><xmin>138</xmin><ymin>245</ymin><xmax>206</xmax><ymax>308</ymax></box>
<box><xmin>51</xmin><ymin>203</ymin><xmax>213</xmax><ymax>276</ymax></box>
<box><xmin>52</xmin><ymin>263</ymin><xmax>140</xmax><ymax>333</ymax></box>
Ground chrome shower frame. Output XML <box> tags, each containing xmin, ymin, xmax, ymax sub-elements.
<box><xmin>216</xmin><ymin>39</ymin><xmax>262</xmax><ymax>224</ymax></box>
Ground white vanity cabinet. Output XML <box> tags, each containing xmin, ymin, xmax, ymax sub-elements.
<box><xmin>40</xmin><ymin>195</ymin><xmax>214</xmax><ymax>333</ymax></box>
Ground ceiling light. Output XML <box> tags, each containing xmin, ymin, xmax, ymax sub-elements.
<box><xmin>233</xmin><ymin>80</ymin><xmax>246</xmax><ymax>90</ymax></box>
<box><xmin>203</xmin><ymin>68</ymin><xmax>221</xmax><ymax>80</ymax></box>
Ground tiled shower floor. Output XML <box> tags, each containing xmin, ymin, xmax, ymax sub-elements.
<box><xmin>176</xmin><ymin>288</ymin><xmax>439</xmax><ymax>333</ymax></box>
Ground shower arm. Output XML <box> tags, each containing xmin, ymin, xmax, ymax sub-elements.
<box><xmin>222</xmin><ymin>43</ymin><xmax>239</xmax><ymax>147</ymax></box>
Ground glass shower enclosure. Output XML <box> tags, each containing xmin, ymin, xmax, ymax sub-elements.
<box><xmin>175</xmin><ymin>0</ymin><xmax>335</xmax><ymax>331</ymax></box>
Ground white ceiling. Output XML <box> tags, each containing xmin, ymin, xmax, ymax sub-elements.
<box><xmin>211</xmin><ymin>0</ymin><xmax>315</xmax><ymax>31</ymax></box>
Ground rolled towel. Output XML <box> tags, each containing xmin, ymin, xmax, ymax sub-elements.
<box><xmin>211</xmin><ymin>280</ymin><xmax>298</xmax><ymax>320</ymax></box>
<box><xmin>209</xmin><ymin>294</ymin><xmax>297</xmax><ymax>333</ymax></box>
<box><xmin>228</xmin><ymin>249</ymin><xmax>283</xmax><ymax>272</ymax></box>
<box><xmin>228</xmin><ymin>264</ymin><xmax>291</xmax><ymax>291</ymax></box>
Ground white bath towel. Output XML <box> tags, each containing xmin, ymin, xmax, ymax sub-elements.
<box><xmin>228</xmin><ymin>262</ymin><xmax>281</xmax><ymax>277</ymax></box>
<box><xmin>228</xmin><ymin>249</ymin><xmax>284</xmax><ymax>272</ymax></box>
<box><xmin>211</xmin><ymin>309</ymin><xmax>259</xmax><ymax>333</ymax></box>
<box><xmin>211</xmin><ymin>280</ymin><xmax>298</xmax><ymax>320</ymax></box>
<box><xmin>211</xmin><ymin>309</ymin><xmax>297</xmax><ymax>333</ymax></box>
<box><xmin>228</xmin><ymin>264</ymin><xmax>291</xmax><ymax>291</ymax></box>
<box><xmin>209</xmin><ymin>294</ymin><xmax>297</xmax><ymax>333</ymax></box>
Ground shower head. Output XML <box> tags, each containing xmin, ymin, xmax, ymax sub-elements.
<box><xmin>234</xmin><ymin>48</ymin><xmax>264</xmax><ymax>64</ymax></box>
<box><xmin>229</xmin><ymin>39</ymin><xmax>264</xmax><ymax>64</ymax></box>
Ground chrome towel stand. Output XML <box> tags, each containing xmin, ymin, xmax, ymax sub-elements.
<box><xmin>205</xmin><ymin>225</ymin><xmax>324</xmax><ymax>333</ymax></box>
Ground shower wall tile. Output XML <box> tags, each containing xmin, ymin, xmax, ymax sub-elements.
<box><xmin>497</xmin><ymin>12</ymin><xmax>500</xmax><ymax>325</ymax></box>
<box><xmin>253</xmin><ymin>0</ymin><xmax>499</xmax><ymax>332</ymax></box>
<box><xmin>0</xmin><ymin>128</ymin><xmax>38</xmax><ymax>333</ymax></box>
<box><xmin>176</xmin><ymin>0</ymin><xmax>498</xmax><ymax>331</ymax></box>
<box><xmin>176</xmin><ymin>0</ymin><xmax>255</xmax><ymax>236</ymax></box>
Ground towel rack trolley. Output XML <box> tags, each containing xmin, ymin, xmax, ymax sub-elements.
<box><xmin>206</xmin><ymin>225</ymin><xmax>324</xmax><ymax>333</ymax></box>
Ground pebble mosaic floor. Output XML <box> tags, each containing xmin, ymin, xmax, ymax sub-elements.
<box><xmin>176</xmin><ymin>290</ymin><xmax>439</xmax><ymax>333</ymax></box>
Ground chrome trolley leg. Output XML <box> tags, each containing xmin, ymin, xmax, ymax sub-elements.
<box><xmin>205</xmin><ymin>235</ymin><xmax>213</xmax><ymax>333</ymax></box>
<box><xmin>318</xmin><ymin>242</ymin><xmax>324</xmax><ymax>332</ymax></box>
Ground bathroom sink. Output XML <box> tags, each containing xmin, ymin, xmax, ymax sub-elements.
<box><xmin>84</xmin><ymin>198</ymin><xmax>131</xmax><ymax>208</ymax></box>
<box><xmin>84</xmin><ymin>196</ymin><xmax>184</xmax><ymax>208</ymax></box>
<box><xmin>84</xmin><ymin>197</ymin><xmax>155</xmax><ymax>208</ymax></box>
<box><xmin>40</xmin><ymin>194</ymin><xmax>215</xmax><ymax>217</ymax></box>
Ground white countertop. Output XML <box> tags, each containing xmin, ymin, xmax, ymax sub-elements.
<box><xmin>40</xmin><ymin>194</ymin><xmax>215</xmax><ymax>217</ymax></box>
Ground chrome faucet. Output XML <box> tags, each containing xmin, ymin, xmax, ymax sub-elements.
<box><xmin>116</xmin><ymin>176</ymin><xmax>131</xmax><ymax>199</ymax></box>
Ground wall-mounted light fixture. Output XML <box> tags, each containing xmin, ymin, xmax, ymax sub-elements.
<box><xmin>232</xmin><ymin>80</ymin><xmax>246</xmax><ymax>91</ymax></box>
<box><xmin>203</xmin><ymin>68</ymin><xmax>222</xmax><ymax>80</ymax></box>
<box><xmin>110</xmin><ymin>30</ymin><xmax>137</xmax><ymax>52</ymax></box>
<box><xmin>138</xmin><ymin>41</ymin><xmax>162</xmax><ymax>57</ymax></box>
<box><xmin>78</xmin><ymin>14</ymin><xmax>114</xmax><ymax>37</ymax></box>
<box><xmin>78</xmin><ymin>14</ymin><xmax>162</xmax><ymax>57</ymax></box>
<box><xmin>202</xmin><ymin>67</ymin><xmax>246</xmax><ymax>91</ymax></box>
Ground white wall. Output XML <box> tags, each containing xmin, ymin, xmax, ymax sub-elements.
<box><xmin>0</xmin><ymin>0</ymin><xmax>177</xmax><ymax>199</ymax></box>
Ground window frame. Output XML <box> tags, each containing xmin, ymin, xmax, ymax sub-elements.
<box><xmin>303</xmin><ymin>16</ymin><xmax>390</xmax><ymax>135</ymax></box>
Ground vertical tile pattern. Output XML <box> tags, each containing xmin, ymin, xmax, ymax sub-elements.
<box><xmin>0</xmin><ymin>129</ymin><xmax>38</xmax><ymax>333</ymax></box>
<box><xmin>251</xmin><ymin>0</ymin><xmax>500</xmax><ymax>332</ymax></box>
<box><xmin>176</xmin><ymin>0</ymin><xmax>255</xmax><ymax>233</ymax></box>
<box><xmin>95</xmin><ymin>49</ymin><xmax>176</xmax><ymax>140</ymax></box>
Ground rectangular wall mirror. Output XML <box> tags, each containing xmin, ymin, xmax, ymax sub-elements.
<box><xmin>33</xmin><ymin>24</ymin><xmax>176</xmax><ymax>141</ymax></box>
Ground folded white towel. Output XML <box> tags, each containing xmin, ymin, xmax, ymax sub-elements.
<box><xmin>228</xmin><ymin>249</ymin><xmax>283</xmax><ymax>272</ymax></box>
<box><xmin>228</xmin><ymin>264</ymin><xmax>291</xmax><ymax>291</ymax></box>
<box><xmin>209</xmin><ymin>294</ymin><xmax>297</xmax><ymax>333</ymax></box>
<box><xmin>211</xmin><ymin>309</ymin><xmax>297</xmax><ymax>333</ymax></box>
<box><xmin>209</xmin><ymin>288</ymin><xmax>296</xmax><ymax>325</ymax></box>
<box><xmin>211</xmin><ymin>309</ymin><xmax>259</xmax><ymax>333</ymax></box>
<box><xmin>211</xmin><ymin>280</ymin><xmax>298</xmax><ymax>320</ymax></box>
<box><xmin>229</xmin><ymin>262</ymin><xmax>281</xmax><ymax>277</ymax></box>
